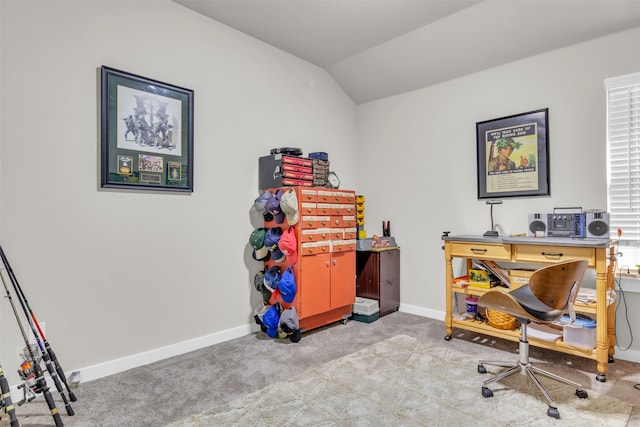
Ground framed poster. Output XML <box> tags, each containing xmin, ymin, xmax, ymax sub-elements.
<box><xmin>476</xmin><ymin>108</ymin><xmax>549</xmax><ymax>199</ymax></box>
<box><xmin>100</xmin><ymin>66</ymin><xmax>194</xmax><ymax>192</ymax></box>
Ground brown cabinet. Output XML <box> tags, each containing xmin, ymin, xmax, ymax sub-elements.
<box><xmin>356</xmin><ymin>248</ymin><xmax>400</xmax><ymax>316</ymax></box>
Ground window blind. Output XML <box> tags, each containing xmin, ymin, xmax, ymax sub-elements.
<box><xmin>606</xmin><ymin>72</ymin><xmax>640</xmax><ymax>245</ymax></box>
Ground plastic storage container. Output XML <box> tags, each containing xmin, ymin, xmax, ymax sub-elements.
<box><xmin>562</xmin><ymin>315</ymin><xmax>596</xmax><ymax>350</ymax></box>
<box><xmin>352</xmin><ymin>297</ymin><xmax>380</xmax><ymax>323</ymax></box>
<box><xmin>465</xmin><ymin>297</ymin><xmax>478</xmax><ymax>314</ymax></box>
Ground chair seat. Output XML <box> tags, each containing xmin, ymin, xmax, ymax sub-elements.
<box><xmin>479</xmin><ymin>285</ymin><xmax>565</xmax><ymax>323</ymax></box>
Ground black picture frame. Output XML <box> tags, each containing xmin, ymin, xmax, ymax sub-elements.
<box><xmin>476</xmin><ymin>108</ymin><xmax>549</xmax><ymax>199</ymax></box>
<box><xmin>100</xmin><ymin>66</ymin><xmax>194</xmax><ymax>192</ymax></box>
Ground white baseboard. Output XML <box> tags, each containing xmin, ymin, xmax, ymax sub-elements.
<box><xmin>77</xmin><ymin>324</ymin><xmax>253</xmax><ymax>383</ymax></box>
<box><xmin>9</xmin><ymin>323</ymin><xmax>253</xmax><ymax>401</ymax></box>
<box><xmin>399</xmin><ymin>303</ymin><xmax>444</xmax><ymax>321</ymax></box>
<box><xmin>398</xmin><ymin>305</ymin><xmax>640</xmax><ymax>364</ymax></box>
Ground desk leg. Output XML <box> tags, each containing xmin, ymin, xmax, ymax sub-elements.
<box><xmin>444</xmin><ymin>250</ymin><xmax>453</xmax><ymax>340</ymax></box>
<box><xmin>607</xmin><ymin>246</ymin><xmax>616</xmax><ymax>361</ymax></box>
<box><xmin>595</xmin><ymin>247</ymin><xmax>610</xmax><ymax>382</ymax></box>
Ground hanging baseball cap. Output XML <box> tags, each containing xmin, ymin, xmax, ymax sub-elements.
<box><xmin>254</xmin><ymin>191</ymin><xmax>274</xmax><ymax>222</ymax></box>
<box><xmin>264</xmin><ymin>227</ymin><xmax>286</xmax><ymax>263</ymax></box>
<box><xmin>278</xmin><ymin>227</ymin><xmax>298</xmax><ymax>265</ymax></box>
<box><xmin>279</xmin><ymin>306</ymin><xmax>301</xmax><ymax>343</ymax></box>
<box><xmin>265</xmin><ymin>189</ymin><xmax>285</xmax><ymax>224</ymax></box>
<box><xmin>262</xmin><ymin>303</ymin><xmax>281</xmax><ymax>338</ymax></box>
<box><xmin>279</xmin><ymin>188</ymin><xmax>299</xmax><ymax>225</ymax></box>
<box><xmin>253</xmin><ymin>303</ymin><xmax>269</xmax><ymax>333</ymax></box>
<box><xmin>263</xmin><ymin>265</ymin><xmax>280</xmax><ymax>293</ymax></box>
<box><xmin>278</xmin><ymin>266</ymin><xmax>297</xmax><ymax>304</ymax></box>
<box><xmin>249</xmin><ymin>228</ymin><xmax>270</xmax><ymax>261</ymax></box>
<box><xmin>254</xmin><ymin>268</ymin><xmax>272</xmax><ymax>302</ymax></box>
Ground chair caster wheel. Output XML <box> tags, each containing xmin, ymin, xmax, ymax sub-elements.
<box><xmin>547</xmin><ymin>406</ymin><xmax>560</xmax><ymax>419</ymax></box>
<box><xmin>444</xmin><ymin>334</ymin><xmax>452</xmax><ymax>341</ymax></box>
<box><xmin>481</xmin><ymin>386</ymin><xmax>493</xmax><ymax>398</ymax></box>
<box><xmin>477</xmin><ymin>365</ymin><xmax>487</xmax><ymax>374</ymax></box>
<box><xmin>576</xmin><ymin>389</ymin><xmax>588</xmax><ymax>399</ymax></box>
<box><xmin>596</xmin><ymin>373</ymin><xmax>607</xmax><ymax>383</ymax></box>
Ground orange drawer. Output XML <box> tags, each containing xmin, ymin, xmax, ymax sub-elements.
<box><xmin>342</xmin><ymin>215</ymin><xmax>356</xmax><ymax>227</ymax></box>
<box><xmin>344</xmin><ymin>227</ymin><xmax>357</xmax><ymax>239</ymax></box>
<box><xmin>331</xmin><ymin>216</ymin><xmax>345</xmax><ymax>227</ymax></box>
<box><xmin>341</xmin><ymin>204</ymin><xmax>355</xmax><ymax>215</ymax></box>
<box><xmin>301</xmin><ymin>228</ymin><xmax>331</xmax><ymax>242</ymax></box>
<box><xmin>332</xmin><ymin>239</ymin><xmax>356</xmax><ymax>252</ymax></box>
<box><xmin>301</xmin><ymin>216</ymin><xmax>318</xmax><ymax>229</ymax></box>
<box><xmin>299</xmin><ymin>188</ymin><xmax>317</xmax><ymax>202</ymax></box>
<box><xmin>316</xmin><ymin>203</ymin><xmax>333</xmax><ymax>215</ymax></box>
<box><xmin>330</xmin><ymin>228</ymin><xmax>344</xmax><ymax>240</ymax></box>
<box><xmin>300</xmin><ymin>202</ymin><xmax>317</xmax><ymax>215</ymax></box>
<box><xmin>316</xmin><ymin>190</ymin><xmax>335</xmax><ymax>203</ymax></box>
<box><xmin>301</xmin><ymin>241</ymin><xmax>331</xmax><ymax>256</ymax></box>
<box><xmin>316</xmin><ymin>216</ymin><xmax>331</xmax><ymax>227</ymax></box>
<box><xmin>339</xmin><ymin>192</ymin><xmax>356</xmax><ymax>204</ymax></box>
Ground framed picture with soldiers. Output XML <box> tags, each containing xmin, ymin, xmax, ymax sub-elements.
<box><xmin>100</xmin><ymin>66</ymin><xmax>194</xmax><ymax>192</ymax></box>
<box><xmin>476</xmin><ymin>108</ymin><xmax>549</xmax><ymax>199</ymax></box>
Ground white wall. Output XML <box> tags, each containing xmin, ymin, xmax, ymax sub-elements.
<box><xmin>0</xmin><ymin>0</ymin><xmax>358</xmax><ymax>385</ymax></box>
<box><xmin>356</xmin><ymin>26</ymin><xmax>640</xmax><ymax>361</ymax></box>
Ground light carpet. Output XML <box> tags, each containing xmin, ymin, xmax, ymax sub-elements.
<box><xmin>167</xmin><ymin>335</ymin><xmax>632</xmax><ymax>426</ymax></box>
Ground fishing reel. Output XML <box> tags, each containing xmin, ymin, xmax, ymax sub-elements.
<box><xmin>16</xmin><ymin>344</ymin><xmax>42</xmax><ymax>405</ymax></box>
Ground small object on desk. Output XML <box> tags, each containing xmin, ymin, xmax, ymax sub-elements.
<box><xmin>483</xmin><ymin>200</ymin><xmax>503</xmax><ymax>236</ymax></box>
<box><xmin>382</xmin><ymin>221</ymin><xmax>391</xmax><ymax>237</ymax></box>
<box><xmin>453</xmin><ymin>276</ymin><xmax>469</xmax><ymax>288</ymax></box>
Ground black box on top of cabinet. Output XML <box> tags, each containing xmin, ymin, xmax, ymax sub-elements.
<box><xmin>259</xmin><ymin>154</ymin><xmax>314</xmax><ymax>189</ymax></box>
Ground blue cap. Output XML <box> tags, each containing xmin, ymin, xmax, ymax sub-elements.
<box><xmin>262</xmin><ymin>304</ymin><xmax>281</xmax><ymax>338</ymax></box>
<box><xmin>263</xmin><ymin>266</ymin><xmax>280</xmax><ymax>293</ymax></box>
<box><xmin>278</xmin><ymin>267</ymin><xmax>297</xmax><ymax>303</ymax></box>
<box><xmin>264</xmin><ymin>227</ymin><xmax>286</xmax><ymax>263</ymax></box>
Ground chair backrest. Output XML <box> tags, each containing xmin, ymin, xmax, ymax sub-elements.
<box><xmin>527</xmin><ymin>259</ymin><xmax>589</xmax><ymax>310</ymax></box>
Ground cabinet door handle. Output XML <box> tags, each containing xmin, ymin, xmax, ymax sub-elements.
<box><xmin>326</xmin><ymin>261</ymin><xmax>330</xmax><ymax>267</ymax></box>
<box><xmin>333</xmin><ymin>259</ymin><xmax>337</xmax><ymax>266</ymax></box>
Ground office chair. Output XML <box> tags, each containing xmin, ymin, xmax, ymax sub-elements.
<box><xmin>476</xmin><ymin>259</ymin><xmax>589</xmax><ymax>419</ymax></box>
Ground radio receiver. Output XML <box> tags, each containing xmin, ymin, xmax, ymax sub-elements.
<box><xmin>547</xmin><ymin>207</ymin><xmax>585</xmax><ymax>238</ymax></box>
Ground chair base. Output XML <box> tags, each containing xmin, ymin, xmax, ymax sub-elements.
<box><xmin>477</xmin><ymin>336</ymin><xmax>588</xmax><ymax>419</ymax></box>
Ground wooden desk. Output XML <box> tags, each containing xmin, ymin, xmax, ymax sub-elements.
<box><xmin>442</xmin><ymin>235</ymin><xmax>616</xmax><ymax>382</ymax></box>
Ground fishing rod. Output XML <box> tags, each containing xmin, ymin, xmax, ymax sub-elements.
<box><xmin>0</xmin><ymin>267</ymin><xmax>63</xmax><ymax>427</ymax></box>
<box><xmin>0</xmin><ymin>246</ymin><xmax>76</xmax><ymax>412</ymax></box>
<box><xmin>0</xmin><ymin>363</ymin><xmax>20</xmax><ymax>427</ymax></box>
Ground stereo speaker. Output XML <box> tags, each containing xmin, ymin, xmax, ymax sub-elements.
<box><xmin>527</xmin><ymin>213</ymin><xmax>547</xmax><ymax>236</ymax></box>
<box><xmin>585</xmin><ymin>212</ymin><xmax>610</xmax><ymax>238</ymax></box>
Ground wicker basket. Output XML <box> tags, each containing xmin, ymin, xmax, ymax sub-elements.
<box><xmin>486</xmin><ymin>309</ymin><xmax>517</xmax><ymax>330</ymax></box>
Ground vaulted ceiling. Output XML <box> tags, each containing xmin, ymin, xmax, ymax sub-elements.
<box><xmin>174</xmin><ymin>1</ymin><xmax>640</xmax><ymax>104</ymax></box>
